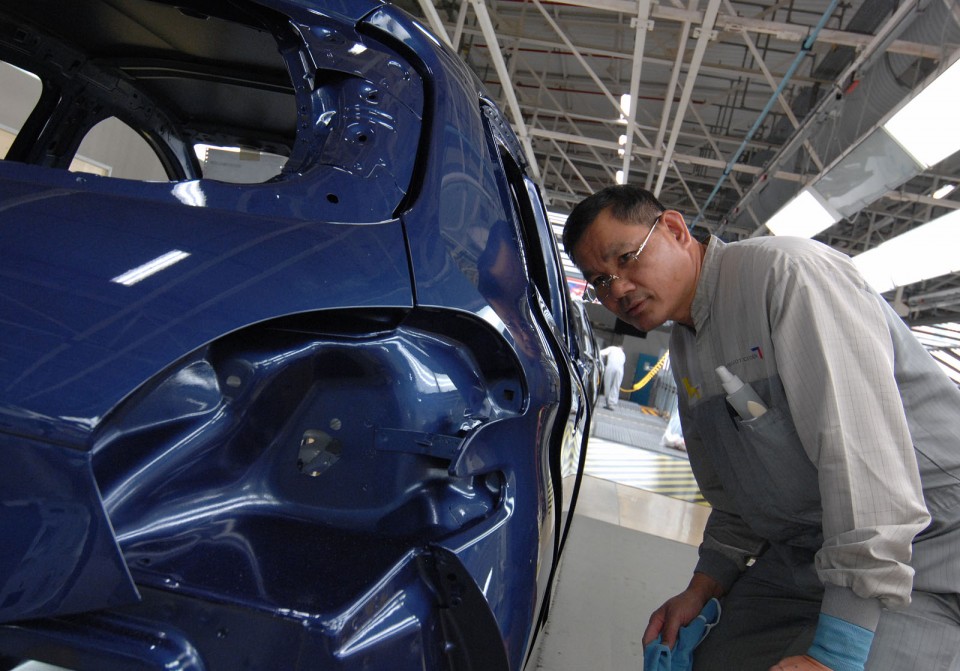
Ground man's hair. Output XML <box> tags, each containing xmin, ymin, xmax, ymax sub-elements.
<box><xmin>562</xmin><ymin>184</ymin><xmax>666</xmax><ymax>264</ymax></box>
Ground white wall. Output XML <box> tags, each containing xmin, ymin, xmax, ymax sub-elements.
<box><xmin>1</xmin><ymin>61</ymin><xmax>166</xmax><ymax>181</ymax></box>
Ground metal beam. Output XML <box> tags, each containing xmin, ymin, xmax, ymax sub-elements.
<box><xmin>547</xmin><ymin>135</ymin><xmax>594</xmax><ymax>192</ymax></box>
<box><xmin>621</xmin><ymin>0</ymin><xmax>653</xmax><ymax>185</ymax></box>
<box><xmin>688</xmin><ymin>103</ymin><xmax>760</xmax><ymax>227</ymax></box>
<box><xmin>417</xmin><ymin>0</ymin><xmax>453</xmax><ymax>48</ymax></box>
<box><xmin>653</xmin><ymin>0</ymin><xmax>722</xmax><ymax>196</ymax></box>
<box><xmin>883</xmin><ymin>191</ymin><xmax>960</xmax><ymax>210</ymax></box>
<box><xmin>523</xmin><ymin>63</ymin><xmax>618</xmax><ymax>184</ymax></box>
<box><xmin>647</xmin><ymin>0</ymin><xmax>695</xmax><ymax>190</ymax></box>
<box><xmin>452</xmin><ymin>0</ymin><xmax>469</xmax><ymax>50</ymax></box>
<box><xmin>543</xmin><ymin>0</ymin><xmax>940</xmax><ymax>59</ymax></box>
<box><xmin>729</xmin><ymin>0</ymin><xmax>824</xmax><ymax>173</ymax></box>
<box><xmin>454</xmin><ymin>26</ymin><xmax>829</xmax><ymax>87</ymax></box>
<box><xmin>527</xmin><ymin>127</ymin><xmax>804</xmax><ymax>181</ymax></box>
<box><xmin>468</xmin><ymin>0</ymin><xmax>542</xmax><ymax>181</ymax></box>
<box><xmin>530</xmin><ymin>0</ymin><xmax>653</xmax><ymax>151</ymax></box>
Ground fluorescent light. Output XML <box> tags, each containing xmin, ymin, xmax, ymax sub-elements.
<box><xmin>764</xmin><ymin>188</ymin><xmax>839</xmax><ymax>237</ymax></box>
<box><xmin>617</xmin><ymin>93</ymin><xmax>631</xmax><ymax>123</ymax></box>
<box><xmin>112</xmin><ymin>250</ymin><xmax>191</xmax><ymax>286</ymax></box>
<box><xmin>547</xmin><ymin>210</ymin><xmax>569</xmax><ymax>228</ymax></box>
<box><xmin>933</xmin><ymin>184</ymin><xmax>956</xmax><ymax>199</ymax></box>
<box><xmin>548</xmin><ymin>210</ymin><xmax>569</xmax><ymax>240</ymax></box>
<box><xmin>616</xmin><ymin>170</ymin><xmax>624</xmax><ymax>184</ymax></box>
<box><xmin>931</xmin><ymin>350</ymin><xmax>960</xmax><ymax>385</ymax></box>
<box><xmin>882</xmin><ymin>58</ymin><xmax>960</xmax><ymax>168</ymax></box>
<box><xmin>194</xmin><ymin>143</ymin><xmax>241</xmax><ymax>161</ymax></box>
<box><xmin>853</xmin><ymin>209</ymin><xmax>960</xmax><ymax>293</ymax></box>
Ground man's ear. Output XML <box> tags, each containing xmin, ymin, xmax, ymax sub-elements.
<box><xmin>660</xmin><ymin>210</ymin><xmax>692</xmax><ymax>243</ymax></box>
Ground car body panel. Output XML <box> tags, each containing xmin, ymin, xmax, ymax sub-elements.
<box><xmin>0</xmin><ymin>1</ymin><xmax>589</xmax><ymax>669</ymax></box>
<box><xmin>0</xmin><ymin>435</ymin><xmax>139</xmax><ymax>622</ymax></box>
<box><xmin>0</xmin><ymin>167</ymin><xmax>414</xmax><ymax>444</ymax></box>
<box><xmin>569</xmin><ymin>298</ymin><xmax>603</xmax><ymax>407</ymax></box>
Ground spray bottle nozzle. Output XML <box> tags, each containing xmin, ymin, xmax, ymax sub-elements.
<box><xmin>715</xmin><ymin>365</ymin><xmax>767</xmax><ymax>419</ymax></box>
<box><xmin>715</xmin><ymin>365</ymin><xmax>736</xmax><ymax>387</ymax></box>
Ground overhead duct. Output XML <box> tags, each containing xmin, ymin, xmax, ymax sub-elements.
<box><xmin>753</xmin><ymin>48</ymin><xmax>960</xmax><ymax>243</ymax></box>
<box><xmin>765</xmin><ymin>0</ymin><xmax>900</xmax><ymax>148</ymax></box>
<box><xmin>691</xmin><ymin>0</ymin><xmax>840</xmax><ymax>229</ymax></box>
<box><xmin>725</xmin><ymin>0</ymin><xmax>960</xmax><ymax>234</ymax></box>
<box><xmin>806</xmin><ymin>0</ymin><xmax>957</xmax><ymax>162</ymax></box>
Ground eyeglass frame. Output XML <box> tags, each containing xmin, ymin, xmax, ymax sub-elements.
<box><xmin>582</xmin><ymin>214</ymin><xmax>662</xmax><ymax>300</ymax></box>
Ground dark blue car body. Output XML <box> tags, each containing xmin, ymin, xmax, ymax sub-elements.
<box><xmin>0</xmin><ymin>1</ymin><xmax>590</xmax><ymax>668</ymax></box>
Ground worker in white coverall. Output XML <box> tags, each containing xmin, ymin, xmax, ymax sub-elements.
<box><xmin>599</xmin><ymin>345</ymin><xmax>625</xmax><ymax>410</ymax></box>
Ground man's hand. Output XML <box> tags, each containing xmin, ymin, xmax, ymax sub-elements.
<box><xmin>642</xmin><ymin>572</ymin><xmax>723</xmax><ymax>648</ymax></box>
<box><xmin>769</xmin><ymin>655</ymin><xmax>832</xmax><ymax>670</ymax></box>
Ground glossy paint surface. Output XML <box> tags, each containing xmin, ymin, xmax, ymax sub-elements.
<box><xmin>0</xmin><ymin>167</ymin><xmax>413</xmax><ymax>444</ymax></box>
<box><xmin>0</xmin><ymin>1</ymin><xmax>590</xmax><ymax>669</ymax></box>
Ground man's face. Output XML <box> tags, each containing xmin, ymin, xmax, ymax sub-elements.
<box><xmin>572</xmin><ymin>208</ymin><xmax>699</xmax><ymax>331</ymax></box>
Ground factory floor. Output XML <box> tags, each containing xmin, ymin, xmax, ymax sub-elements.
<box><xmin>534</xmin><ymin>401</ymin><xmax>709</xmax><ymax>671</ymax></box>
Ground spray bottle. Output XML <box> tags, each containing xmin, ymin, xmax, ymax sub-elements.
<box><xmin>715</xmin><ymin>365</ymin><xmax>767</xmax><ymax>420</ymax></box>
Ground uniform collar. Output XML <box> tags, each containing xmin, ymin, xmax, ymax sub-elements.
<box><xmin>690</xmin><ymin>235</ymin><xmax>725</xmax><ymax>333</ymax></box>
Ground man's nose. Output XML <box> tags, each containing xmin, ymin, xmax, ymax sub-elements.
<box><xmin>608</xmin><ymin>275</ymin><xmax>633</xmax><ymax>301</ymax></box>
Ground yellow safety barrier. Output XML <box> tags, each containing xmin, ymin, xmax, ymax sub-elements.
<box><xmin>621</xmin><ymin>349</ymin><xmax>670</xmax><ymax>392</ymax></box>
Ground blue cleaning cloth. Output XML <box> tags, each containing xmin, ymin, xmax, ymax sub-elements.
<box><xmin>643</xmin><ymin>598</ymin><xmax>721</xmax><ymax>671</ymax></box>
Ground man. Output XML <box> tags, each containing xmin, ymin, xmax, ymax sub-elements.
<box><xmin>563</xmin><ymin>184</ymin><xmax>960</xmax><ymax>671</ymax></box>
<box><xmin>599</xmin><ymin>344</ymin><xmax>626</xmax><ymax>409</ymax></box>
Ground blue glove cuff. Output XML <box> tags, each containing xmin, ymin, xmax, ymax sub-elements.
<box><xmin>807</xmin><ymin>612</ymin><xmax>873</xmax><ymax>671</ymax></box>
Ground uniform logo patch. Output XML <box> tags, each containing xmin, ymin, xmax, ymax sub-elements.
<box><xmin>725</xmin><ymin>345</ymin><xmax>764</xmax><ymax>369</ymax></box>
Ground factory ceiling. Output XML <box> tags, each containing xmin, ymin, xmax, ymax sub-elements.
<box><xmin>401</xmin><ymin>0</ymin><xmax>960</xmax><ymax>333</ymax></box>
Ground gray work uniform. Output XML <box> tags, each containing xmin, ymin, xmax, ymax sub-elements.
<box><xmin>670</xmin><ymin>235</ymin><xmax>960</xmax><ymax>670</ymax></box>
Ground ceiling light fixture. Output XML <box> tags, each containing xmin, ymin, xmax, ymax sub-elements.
<box><xmin>616</xmin><ymin>93</ymin><xmax>631</xmax><ymax>124</ymax></box>
<box><xmin>763</xmin><ymin>188</ymin><xmax>840</xmax><ymax>238</ymax></box>
<box><xmin>932</xmin><ymin>183</ymin><xmax>957</xmax><ymax>200</ymax></box>
<box><xmin>853</xmin><ymin>209</ymin><xmax>960</xmax><ymax>293</ymax></box>
<box><xmin>882</xmin><ymin>57</ymin><xmax>960</xmax><ymax>169</ymax></box>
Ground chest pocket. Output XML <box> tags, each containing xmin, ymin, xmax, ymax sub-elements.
<box><xmin>696</xmin><ymin>396</ymin><xmax>823</xmax><ymax>547</ymax></box>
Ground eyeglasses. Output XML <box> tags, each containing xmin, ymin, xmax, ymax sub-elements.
<box><xmin>583</xmin><ymin>215</ymin><xmax>661</xmax><ymax>301</ymax></box>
